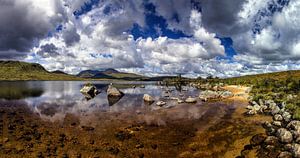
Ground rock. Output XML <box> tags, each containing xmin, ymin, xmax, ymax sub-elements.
<box><xmin>156</xmin><ymin>101</ymin><xmax>166</xmax><ymax>107</ymax></box>
<box><xmin>177</xmin><ymin>99</ymin><xmax>184</xmax><ymax>104</ymax></box>
<box><xmin>259</xmin><ymin>99</ymin><xmax>264</xmax><ymax>106</ymax></box>
<box><xmin>270</xmin><ymin>104</ymin><xmax>280</xmax><ymax>115</ymax></box>
<box><xmin>140</xmin><ymin>85</ymin><xmax>145</xmax><ymax>88</ymax></box>
<box><xmin>274</xmin><ymin>114</ymin><xmax>283</xmax><ymax>121</ymax></box>
<box><xmin>284</xmin><ymin>144</ymin><xmax>293</xmax><ymax>152</ymax></box>
<box><xmin>292</xmin><ymin>144</ymin><xmax>300</xmax><ymax>158</ymax></box>
<box><xmin>80</xmin><ymin>83</ymin><xmax>100</xmax><ymax>99</ymax></box>
<box><xmin>277</xmin><ymin>128</ymin><xmax>293</xmax><ymax>143</ymax></box>
<box><xmin>253</xmin><ymin>104</ymin><xmax>261</xmax><ymax>112</ymax></box>
<box><xmin>283</xmin><ymin>112</ymin><xmax>292</xmax><ymax>122</ymax></box>
<box><xmin>287</xmin><ymin>121</ymin><xmax>300</xmax><ymax>133</ymax></box>
<box><xmin>264</xmin><ymin>136</ymin><xmax>279</xmax><ymax>145</ymax></box>
<box><xmin>199</xmin><ymin>90</ymin><xmax>219</xmax><ymax>101</ymax></box>
<box><xmin>246</xmin><ymin>109</ymin><xmax>257</xmax><ymax>115</ymax></box>
<box><xmin>220</xmin><ymin>91</ymin><xmax>233</xmax><ymax>98</ymax></box>
<box><xmin>143</xmin><ymin>94</ymin><xmax>154</xmax><ymax>102</ymax></box>
<box><xmin>246</xmin><ymin>105</ymin><xmax>254</xmax><ymax>110</ymax></box>
<box><xmin>278</xmin><ymin>151</ymin><xmax>293</xmax><ymax>158</ymax></box>
<box><xmin>250</xmin><ymin>134</ymin><xmax>266</xmax><ymax>146</ymax></box>
<box><xmin>273</xmin><ymin>121</ymin><xmax>282</xmax><ymax>127</ymax></box>
<box><xmin>107</xmin><ymin>85</ymin><xmax>123</xmax><ymax>97</ymax></box>
<box><xmin>81</xmin><ymin>126</ymin><xmax>95</xmax><ymax>131</ymax></box>
<box><xmin>185</xmin><ymin>96</ymin><xmax>197</xmax><ymax>103</ymax></box>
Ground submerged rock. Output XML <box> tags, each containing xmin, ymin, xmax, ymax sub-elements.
<box><xmin>143</xmin><ymin>94</ymin><xmax>154</xmax><ymax>102</ymax></box>
<box><xmin>292</xmin><ymin>144</ymin><xmax>300</xmax><ymax>157</ymax></box>
<box><xmin>156</xmin><ymin>101</ymin><xmax>166</xmax><ymax>107</ymax></box>
<box><xmin>199</xmin><ymin>90</ymin><xmax>219</xmax><ymax>101</ymax></box>
<box><xmin>80</xmin><ymin>83</ymin><xmax>100</xmax><ymax>99</ymax></box>
<box><xmin>250</xmin><ymin>134</ymin><xmax>266</xmax><ymax>146</ymax></box>
<box><xmin>185</xmin><ymin>96</ymin><xmax>197</xmax><ymax>103</ymax></box>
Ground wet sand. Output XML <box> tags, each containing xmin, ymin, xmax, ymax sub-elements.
<box><xmin>0</xmin><ymin>86</ymin><xmax>271</xmax><ymax>158</ymax></box>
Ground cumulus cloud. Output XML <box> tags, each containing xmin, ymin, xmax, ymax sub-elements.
<box><xmin>37</xmin><ymin>43</ymin><xmax>59</xmax><ymax>58</ymax></box>
<box><xmin>1</xmin><ymin>0</ymin><xmax>299</xmax><ymax>77</ymax></box>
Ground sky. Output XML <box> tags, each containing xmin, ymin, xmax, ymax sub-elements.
<box><xmin>0</xmin><ymin>0</ymin><xmax>300</xmax><ymax>78</ymax></box>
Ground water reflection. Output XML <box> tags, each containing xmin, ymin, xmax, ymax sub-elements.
<box><xmin>0</xmin><ymin>81</ymin><xmax>201</xmax><ymax>122</ymax></box>
<box><xmin>0</xmin><ymin>81</ymin><xmax>44</xmax><ymax>100</ymax></box>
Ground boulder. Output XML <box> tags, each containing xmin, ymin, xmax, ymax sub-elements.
<box><xmin>253</xmin><ymin>104</ymin><xmax>261</xmax><ymax>112</ymax></box>
<box><xmin>264</xmin><ymin>136</ymin><xmax>279</xmax><ymax>145</ymax></box>
<box><xmin>273</xmin><ymin>121</ymin><xmax>282</xmax><ymax>127</ymax></box>
<box><xmin>274</xmin><ymin>114</ymin><xmax>283</xmax><ymax>121</ymax></box>
<box><xmin>156</xmin><ymin>101</ymin><xmax>166</xmax><ymax>107</ymax></box>
<box><xmin>250</xmin><ymin>134</ymin><xmax>266</xmax><ymax>146</ymax></box>
<box><xmin>270</xmin><ymin>104</ymin><xmax>281</xmax><ymax>115</ymax></box>
<box><xmin>177</xmin><ymin>99</ymin><xmax>184</xmax><ymax>104</ymax></box>
<box><xmin>80</xmin><ymin>83</ymin><xmax>100</xmax><ymax>99</ymax></box>
<box><xmin>246</xmin><ymin>109</ymin><xmax>257</xmax><ymax>115</ymax></box>
<box><xmin>292</xmin><ymin>144</ymin><xmax>300</xmax><ymax>158</ymax></box>
<box><xmin>277</xmin><ymin>128</ymin><xmax>293</xmax><ymax>143</ymax></box>
<box><xmin>287</xmin><ymin>121</ymin><xmax>300</xmax><ymax>133</ymax></box>
<box><xmin>282</xmin><ymin>112</ymin><xmax>292</xmax><ymax>122</ymax></box>
<box><xmin>220</xmin><ymin>91</ymin><xmax>233</xmax><ymax>98</ymax></box>
<box><xmin>143</xmin><ymin>94</ymin><xmax>154</xmax><ymax>102</ymax></box>
<box><xmin>199</xmin><ymin>90</ymin><xmax>219</xmax><ymax>101</ymax></box>
<box><xmin>107</xmin><ymin>85</ymin><xmax>123</xmax><ymax>97</ymax></box>
<box><xmin>185</xmin><ymin>96</ymin><xmax>197</xmax><ymax>103</ymax></box>
<box><xmin>278</xmin><ymin>151</ymin><xmax>293</xmax><ymax>158</ymax></box>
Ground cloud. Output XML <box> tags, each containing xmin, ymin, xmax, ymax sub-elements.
<box><xmin>0</xmin><ymin>0</ymin><xmax>65</xmax><ymax>59</ymax></box>
<box><xmin>0</xmin><ymin>0</ymin><xmax>298</xmax><ymax>78</ymax></box>
<box><xmin>37</xmin><ymin>43</ymin><xmax>59</xmax><ymax>58</ymax></box>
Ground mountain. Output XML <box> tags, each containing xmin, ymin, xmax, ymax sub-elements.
<box><xmin>51</xmin><ymin>70</ymin><xmax>68</xmax><ymax>75</ymax></box>
<box><xmin>0</xmin><ymin>61</ymin><xmax>81</xmax><ymax>80</ymax></box>
<box><xmin>77</xmin><ymin>68</ymin><xmax>145</xmax><ymax>80</ymax></box>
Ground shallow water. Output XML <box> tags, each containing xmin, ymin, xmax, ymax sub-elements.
<box><xmin>0</xmin><ymin>81</ymin><xmax>201</xmax><ymax>122</ymax></box>
<box><xmin>0</xmin><ymin>81</ymin><xmax>269</xmax><ymax>157</ymax></box>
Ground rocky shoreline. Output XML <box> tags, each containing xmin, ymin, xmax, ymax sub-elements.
<box><xmin>242</xmin><ymin>97</ymin><xmax>300</xmax><ymax>157</ymax></box>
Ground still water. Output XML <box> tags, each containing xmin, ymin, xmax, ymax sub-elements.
<box><xmin>0</xmin><ymin>81</ymin><xmax>200</xmax><ymax>121</ymax></box>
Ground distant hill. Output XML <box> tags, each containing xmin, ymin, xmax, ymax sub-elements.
<box><xmin>77</xmin><ymin>68</ymin><xmax>146</xmax><ymax>80</ymax></box>
<box><xmin>51</xmin><ymin>70</ymin><xmax>68</xmax><ymax>75</ymax></box>
<box><xmin>0</xmin><ymin>61</ymin><xmax>81</xmax><ymax>80</ymax></box>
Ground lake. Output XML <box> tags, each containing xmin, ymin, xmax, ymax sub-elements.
<box><xmin>0</xmin><ymin>81</ymin><xmax>268</xmax><ymax>157</ymax></box>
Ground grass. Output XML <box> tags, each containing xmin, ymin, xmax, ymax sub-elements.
<box><xmin>194</xmin><ymin>70</ymin><xmax>300</xmax><ymax>119</ymax></box>
<box><xmin>0</xmin><ymin>61</ymin><xmax>82</xmax><ymax>81</ymax></box>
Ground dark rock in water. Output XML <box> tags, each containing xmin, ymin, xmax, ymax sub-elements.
<box><xmin>135</xmin><ymin>143</ymin><xmax>144</xmax><ymax>149</ymax></box>
<box><xmin>81</xmin><ymin>126</ymin><xmax>95</xmax><ymax>131</ymax></box>
<box><xmin>250</xmin><ymin>134</ymin><xmax>266</xmax><ymax>146</ymax></box>
<box><xmin>115</xmin><ymin>130</ymin><xmax>132</xmax><ymax>141</ymax></box>
<box><xmin>107</xmin><ymin>146</ymin><xmax>120</xmax><ymax>155</ymax></box>
<box><xmin>80</xmin><ymin>83</ymin><xmax>100</xmax><ymax>100</ymax></box>
<box><xmin>151</xmin><ymin>144</ymin><xmax>158</xmax><ymax>149</ymax></box>
<box><xmin>243</xmin><ymin>144</ymin><xmax>253</xmax><ymax>150</ymax></box>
